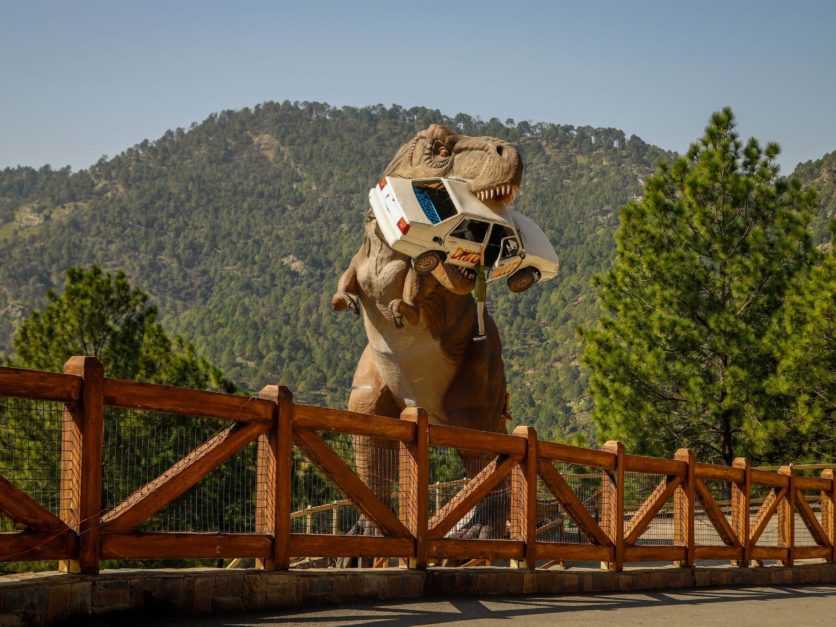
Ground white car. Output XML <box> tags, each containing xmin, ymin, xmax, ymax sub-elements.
<box><xmin>369</xmin><ymin>176</ymin><xmax>559</xmax><ymax>292</ymax></box>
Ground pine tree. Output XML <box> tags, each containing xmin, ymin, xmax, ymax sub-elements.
<box><xmin>12</xmin><ymin>265</ymin><xmax>235</xmax><ymax>391</ymax></box>
<box><xmin>581</xmin><ymin>108</ymin><xmax>818</xmax><ymax>465</ymax></box>
<box><xmin>765</xmin><ymin>246</ymin><xmax>834</xmax><ymax>461</ymax></box>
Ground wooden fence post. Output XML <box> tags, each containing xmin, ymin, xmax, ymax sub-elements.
<box><xmin>510</xmin><ymin>426</ymin><xmax>538</xmax><ymax>570</ymax></box>
<box><xmin>256</xmin><ymin>385</ymin><xmax>279</xmax><ymax>570</ymax></box>
<box><xmin>673</xmin><ymin>448</ymin><xmax>695</xmax><ymax>567</ymax></box>
<box><xmin>601</xmin><ymin>440</ymin><xmax>624</xmax><ymax>572</ymax></box>
<box><xmin>822</xmin><ymin>469</ymin><xmax>835</xmax><ymax>563</ymax></box>
<box><xmin>399</xmin><ymin>407</ymin><xmax>428</xmax><ymax>569</ymax></box>
<box><xmin>59</xmin><ymin>356</ymin><xmax>103</xmax><ymax>574</ymax></box>
<box><xmin>731</xmin><ymin>457</ymin><xmax>750</xmax><ymax>567</ymax></box>
<box><xmin>777</xmin><ymin>465</ymin><xmax>795</xmax><ymax>566</ymax></box>
<box><xmin>275</xmin><ymin>387</ymin><xmax>293</xmax><ymax>569</ymax></box>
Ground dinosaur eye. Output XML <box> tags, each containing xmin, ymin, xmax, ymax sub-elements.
<box><xmin>438</xmin><ymin>148</ymin><xmax>451</xmax><ymax>158</ymax></box>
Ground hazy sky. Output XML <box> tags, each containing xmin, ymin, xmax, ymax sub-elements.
<box><xmin>2</xmin><ymin>0</ymin><xmax>834</xmax><ymax>173</ymax></box>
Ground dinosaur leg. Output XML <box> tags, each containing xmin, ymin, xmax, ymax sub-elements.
<box><xmin>340</xmin><ymin>345</ymin><xmax>401</xmax><ymax>567</ymax></box>
<box><xmin>444</xmin><ymin>314</ymin><xmax>511</xmax><ymax>545</ymax></box>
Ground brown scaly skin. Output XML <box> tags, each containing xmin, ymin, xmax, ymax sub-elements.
<box><xmin>332</xmin><ymin>125</ymin><xmax>521</xmax><ymax>554</ymax></box>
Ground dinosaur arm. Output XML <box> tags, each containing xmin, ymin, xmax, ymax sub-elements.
<box><xmin>332</xmin><ymin>248</ymin><xmax>362</xmax><ymax>314</ymax></box>
<box><xmin>389</xmin><ymin>267</ymin><xmax>422</xmax><ymax>327</ymax></box>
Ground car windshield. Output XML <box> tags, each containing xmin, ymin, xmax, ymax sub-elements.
<box><xmin>412</xmin><ymin>181</ymin><xmax>457</xmax><ymax>224</ymax></box>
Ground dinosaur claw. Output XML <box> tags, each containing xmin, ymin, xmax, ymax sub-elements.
<box><xmin>332</xmin><ymin>292</ymin><xmax>361</xmax><ymax>315</ymax></box>
<box><xmin>348</xmin><ymin>294</ymin><xmax>360</xmax><ymax>315</ymax></box>
<box><xmin>388</xmin><ymin>299</ymin><xmax>405</xmax><ymax>328</ymax></box>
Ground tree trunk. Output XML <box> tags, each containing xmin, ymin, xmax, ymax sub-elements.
<box><xmin>720</xmin><ymin>409</ymin><xmax>734</xmax><ymax>467</ymax></box>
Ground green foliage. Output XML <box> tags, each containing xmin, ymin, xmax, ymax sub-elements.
<box><xmin>581</xmin><ymin>108</ymin><xmax>820</xmax><ymax>465</ymax></box>
<box><xmin>0</xmin><ymin>102</ymin><xmax>673</xmax><ymax>443</ymax></box>
<box><xmin>765</xmin><ymin>250</ymin><xmax>835</xmax><ymax>461</ymax></box>
<box><xmin>791</xmin><ymin>150</ymin><xmax>836</xmax><ymax>244</ymax></box>
<box><xmin>1</xmin><ymin>266</ymin><xmax>238</xmax><ymax>572</ymax></box>
<box><xmin>0</xmin><ymin>102</ymin><xmax>831</xmax><ymax>446</ymax></box>
<box><xmin>11</xmin><ymin>265</ymin><xmax>234</xmax><ymax>391</ymax></box>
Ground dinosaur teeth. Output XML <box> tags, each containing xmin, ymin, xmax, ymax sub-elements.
<box><xmin>475</xmin><ymin>185</ymin><xmax>520</xmax><ymax>203</ymax></box>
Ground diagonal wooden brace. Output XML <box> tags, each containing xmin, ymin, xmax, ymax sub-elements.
<box><xmin>749</xmin><ymin>487</ymin><xmax>786</xmax><ymax>546</ymax></box>
<box><xmin>428</xmin><ymin>454</ymin><xmax>520</xmax><ymax>540</ymax></box>
<box><xmin>293</xmin><ymin>429</ymin><xmax>411</xmax><ymax>538</ymax></box>
<box><xmin>795</xmin><ymin>491</ymin><xmax>830</xmax><ymax>547</ymax></box>
<box><xmin>0</xmin><ymin>475</ymin><xmax>69</xmax><ymax>533</ymax></box>
<box><xmin>695</xmin><ymin>478</ymin><xmax>740</xmax><ymax>547</ymax></box>
<box><xmin>537</xmin><ymin>459</ymin><xmax>612</xmax><ymax>546</ymax></box>
<box><xmin>102</xmin><ymin>420</ymin><xmax>270</xmax><ymax>533</ymax></box>
<box><xmin>624</xmin><ymin>475</ymin><xmax>683</xmax><ymax>545</ymax></box>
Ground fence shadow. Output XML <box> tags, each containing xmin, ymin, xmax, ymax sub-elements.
<box><xmin>82</xmin><ymin>585</ymin><xmax>836</xmax><ymax>626</ymax></box>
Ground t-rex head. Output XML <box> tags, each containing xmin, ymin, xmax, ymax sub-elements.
<box><xmin>383</xmin><ymin>124</ymin><xmax>522</xmax><ymax>204</ymax></box>
<box><xmin>377</xmin><ymin>124</ymin><xmax>524</xmax><ymax>294</ymax></box>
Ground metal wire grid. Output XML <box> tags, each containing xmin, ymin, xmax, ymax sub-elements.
<box><xmin>792</xmin><ymin>468</ymin><xmax>827</xmax><ymax>548</ymax></box>
<box><xmin>749</xmin><ymin>482</ymin><xmax>779</xmax><ymax>546</ymax></box>
<box><xmin>428</xmin><ymin>446</ymin><xmax>510</xmax><ymax>540</ymax></box>
<box><xmin>536</xmin><ymin>462</ymin><xmax>604</xmax><ymax>545</ymax></box>
<box><xmin>290</xmin><ymin>432</ymin><xmax>400</xmax><ymax>535</ymax></box>
<box><xmin>692</xmin><ymin>478</ymin><xmax>734</xmax><ymax>546</ymax></box>
<box><xmin>623</xmin><ymin>472</ymin><xmax>675</xmax><ymax>545</ymax></box>
<box><xmin>795</xmin><ymin>490</ymin><xmax>823</xmax><ymax>547</ymax></box>
<box><xmin>0</xmin><ymin>397</ymin><xmax>70</xmax><ymax>532</ymax></box>
<box><xmin>102</xmin><ymin>408</ymin><xmax>261</xmax><ymax>533</ymax></box>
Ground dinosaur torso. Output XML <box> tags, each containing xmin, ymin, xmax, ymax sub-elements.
<box><xmin>333</xmin><ymin>124</ymin><xmax>522</xmax><ymax>432</ymax></box>
<box><xmin>353</xmin><ymin>231</ymin><xmax>469</xmax><ymax>423</ymax></box>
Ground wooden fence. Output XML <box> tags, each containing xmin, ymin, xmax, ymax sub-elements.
<box><xmin>0</xmin><ymin>358</ymin><xmax>833</xmax><ymax>574</ymax></box>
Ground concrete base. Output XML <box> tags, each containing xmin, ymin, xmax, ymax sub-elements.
<box><xmin>1</xmin><ymin>563</ymin><xmax>834</xmax><ymax>626</ymax></box>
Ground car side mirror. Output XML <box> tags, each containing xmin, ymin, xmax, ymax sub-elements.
<box><xmin>433</xmin><ymin>236</ymin><xmax>444</xmax><ymax>246</ymax></box>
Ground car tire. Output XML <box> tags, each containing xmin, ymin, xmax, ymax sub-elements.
<box><xmin>507</xmin><ymin>267</ymin><xmax>539</xmax><ymax>293</ymax></box>
<box><xmin>413</xmin><ymin>251</ymin><xmax>443</xmax><ymax>274</ymax></box>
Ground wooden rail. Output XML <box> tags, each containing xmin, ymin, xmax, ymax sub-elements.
<box><xmin>0</xmin><ymin>360</ymin><xmax>834</xmax><ymax>573</ymax></box>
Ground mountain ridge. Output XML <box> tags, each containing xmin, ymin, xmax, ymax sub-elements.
<box><xmin>1</xmin><ymin>101</ymin><xmax>830</xmax><ymax>442</ymax></box>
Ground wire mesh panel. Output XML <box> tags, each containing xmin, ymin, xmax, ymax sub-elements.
<box><xmin>693</xmin><ymin>478</ymin><xmax>734</xmax><ymax>546</ymax></box>
<box><xmin>535</xmin><ymin>462</ymin><xmax>605</xmax><ymax>545</ymax></box>
<box><xmin>428</xmin><ymin>446</ymin><xmax>511</xmax><ymax>540</ymax></box>
<box><xmin>102</xmin><ymin>408</ymin><xmax>261</xmax><ymax>533</ymax></box>
<box><xmin>749</xmin><ymin>483</ymin><xmax>779</xmax><ymax>546</ymax></box>
<box><xmin>623</xmin><ymin>472</ymin><xmax>675</xmax><ymax>545</ymax></box>
<box><xmin>291</xmin><ymin>431</ymin><xmax>400</xmax><ymax>536</ymax></box>
<box><xmin>0</xmin><ymin>397</ymin><xmax>70</xmax><ymax>532</ymax></box>
<box><xmin>795</xmin><ymin>496</ymin><xmax>819</xmax><ymax>547</ymax></box>
<box><xmin>794</xmin><ymin>469</ymin><xmax>829</xmax><ymax>549</ymax></box>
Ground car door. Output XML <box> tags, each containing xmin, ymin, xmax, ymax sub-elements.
<box><xmin>445</xmin><ymin>218</ymin><xmax>491</xmax><ymax>267</ymax></box>
<box><xmin>486</xmin><ymin>228</ymin><xmax>523</xmax><ymax>282</ymax></box>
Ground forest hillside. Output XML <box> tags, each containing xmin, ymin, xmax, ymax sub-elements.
<box><xmin>1</xmin><ymin>102</ymin><xmax>831</xmax><ymax>442</ymax></box>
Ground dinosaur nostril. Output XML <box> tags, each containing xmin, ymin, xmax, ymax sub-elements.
<box><xmin>496</xmin><ymin>145</ymin><xmax>504</xmax><ymax>156</ymax></box>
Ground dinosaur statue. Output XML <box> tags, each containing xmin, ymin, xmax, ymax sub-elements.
<box><xmin>332</xmin><ymin>124</ymin><xmax>523</xmax><ymax>544</ymax></box>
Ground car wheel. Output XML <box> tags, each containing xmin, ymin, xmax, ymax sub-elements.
<box><xmin>413</xmin><ymin>251</ymin><xmax>442</xmax><ymax>274</ymax></box>
<box><xmin>507</xmin><ymin>267</ymin><xmax>539</xmax><ymax>293</ymax></box>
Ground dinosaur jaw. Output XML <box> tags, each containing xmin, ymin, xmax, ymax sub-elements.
<box><xmin>432</xmin><ymin>262</ymin><xmax>477</xmax><ymax>295</ymax></box>
<box><xmin>472</xmin><ymin>183</ymin><xmax>520</xmax><ymax>205</ymax></box>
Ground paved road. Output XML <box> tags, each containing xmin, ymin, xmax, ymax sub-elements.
<box><xmin>104</xmin><ymin>585</ymin><xmax>836</xmax><ymax>626</ymax></box>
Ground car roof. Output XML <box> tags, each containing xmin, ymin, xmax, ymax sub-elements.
<box><xmin>387</xmin><ymin>177</ymin><xmax>515</xmax><ymax>228</ymax></box>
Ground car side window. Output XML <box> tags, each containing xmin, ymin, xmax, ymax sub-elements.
<box><xmin>500</xmin><ymin>234</ymin><xmax>520</xmax><ymax>259</ymax></box>
<box><xmin>450</xmin><ymin>219</ymin><xmax>490</xmax><ymax>243</ymax></box>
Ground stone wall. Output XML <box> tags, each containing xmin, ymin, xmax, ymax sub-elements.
<box><xmin>1</xmin><ymin>564</ymin><xmax>834</xmax><ymax>626</ymax></box>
